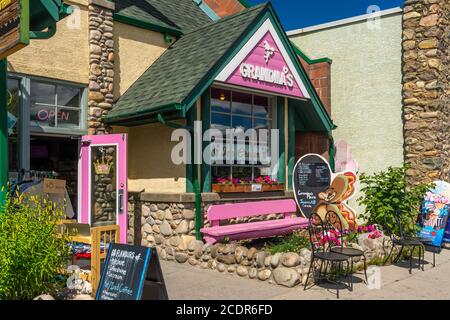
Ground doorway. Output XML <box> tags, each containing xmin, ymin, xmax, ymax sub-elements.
<box><xmin>30</xmin><ymin>135</ymin><xmax>80</xmax><ymax>215</ymax></box>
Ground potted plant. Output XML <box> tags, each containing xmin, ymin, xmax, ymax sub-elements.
<box><xmin>211</xmin><ymin>176</ymin><xmax>284</xmax><ymax>193</ymax></box>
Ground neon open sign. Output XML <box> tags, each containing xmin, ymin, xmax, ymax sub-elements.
<box><xmin>36</xmin><ymin>109</ymin><xmax>71</xmax><ymax>122</ymax></box>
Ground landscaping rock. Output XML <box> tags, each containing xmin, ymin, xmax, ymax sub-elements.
<box><xmin>188</xmin><ymin>240</ymin><xmax>204</xmax><ymax>252</ymax></box>
<box><xmin>182</xmin><ymin>209</ymin><xmax>195</xmax><ymax>220</ymax></box>
<box><xmin>176</xmin><ymin>220</ymin><xmax>189</xmax><ymax>234</ymax></box>
<box><xmin>227</xmin><ymin>265</ymin><xmax>236</xmax><ymax>273</ymax></box>
<box><xmin>249</xmin><ymin>268</ymin><xmax>257</xmax><ymax>279</ymax></box>
<box><xmin>175</xmin><ymin>252</ymin><xmax>189</xmax><ymax>264</ymax></box>
<box><xmin>235</xmin><ymin>246</ymin><xmax>248</xmax><ymax>263</ymax></box>
<box><xmin>270</xmin><ymin>253</ymin><xmax>282</xmax><ymax>268</ymax></box>
<box><xmin>34</xmin><ymin>295</ymin><xmax>55</xmax><ymax>300</ymax></box>
<box><xmin>207</xmin><ymin>260</ymin><xmax>217</xmax><ymax>270</ymax></box>
<box><xmin>281</xmin><ymin>253</ymin><xmax>301</xmax><ymax>267</ymax></box>
<box><xmin>264</xmin><ymin>255</ymin><xmax>271</xmax><ymax>267</ymax></box>
<box><xmin>188</xmin><ymin>257</ymin><xmax>198</xmax><ymax>266</ymax></box>
<box><xmin>255</xmin><ymin>252</ymin><xmax>267</xmax><ymax>267</ymax></box>
<box><xmin>247</xmin><ymin>247</ymin><xmax>258</xmax><ymax>260</ymax></box>
<box><xmin>257</xmin><ymin>269</ymin><xmax>271</xmax><ymax>281</ymax></box>
<box><xmin>217</xmin><ymin>254</ymin><xmax>236</xmax><ymax>265</ymax></box>
<box><xmin>273</xmin><ymin>268</ymin><xmax>300</xmax><ymax>288</ymax></box>
<box><xmin>217</xmin><ymin>263</ymin><xmax>226</xmax><ymax>272</ymax></box>
<box><xmin>223</xmin><ymin>243</ymin><xmax>237</xmax><ymax>255</ymax></box>
<box><xmin>237</xmin><ymin>266</ymin><xmax>249</xmax><ymax>277</ymax></box>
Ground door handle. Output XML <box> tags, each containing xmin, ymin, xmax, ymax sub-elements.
<box><xmin>118</xmin><ymin>189</ymin><xmax>124</xmax><ymax>215</ymax></box>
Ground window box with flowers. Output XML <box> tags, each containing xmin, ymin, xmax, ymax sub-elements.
<box><xmin>211</xmin><ymin>176</ymin><xmax>285</xmax><ymax>193</ymax></box>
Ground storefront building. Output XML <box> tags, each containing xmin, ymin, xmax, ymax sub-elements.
<box><xmin>6</xmin><ymin>0</ymin><xmax>335</xmax><ymax>245</ymax></box>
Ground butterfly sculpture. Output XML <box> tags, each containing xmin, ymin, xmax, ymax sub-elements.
<box><xmin>314</xmin><ymin>171</ymin><xmax>358</xmax><ymax>231</ymax></box>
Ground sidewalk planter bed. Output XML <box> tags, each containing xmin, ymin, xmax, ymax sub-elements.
<box><xmin>211</xmin><ymin>183</ymin><xmax>285</xmax><ymax>193</ymax></box>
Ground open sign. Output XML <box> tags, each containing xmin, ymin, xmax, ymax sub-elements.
<box><xmin>36</xmin><ymin>109</ymin><xmax>70</xmax><ymax>122</ymax></box>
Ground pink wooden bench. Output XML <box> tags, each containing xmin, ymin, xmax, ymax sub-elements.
<box><xmin>200</xmin><ymin>199</ymin><xmax>308</xmax><ymax>244</ymax></box>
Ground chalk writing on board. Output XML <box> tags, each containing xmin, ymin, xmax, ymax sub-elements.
<box><xmin>97</xmin><ymin>244</ymin><xmax>151</xmax><ymax>300</ymax></box>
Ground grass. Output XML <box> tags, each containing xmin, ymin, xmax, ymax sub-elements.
<box><xmin>264</xmin><ymin>230</ymin><xmax>311</xmax><ymax>254</ymax></box>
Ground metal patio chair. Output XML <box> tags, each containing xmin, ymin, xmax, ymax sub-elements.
<box><xmin>383</xmin><ymin>210</ymin><xmax>426</xmax><ymax>273</ymax></box>
<box><xmin>304</xmin><ymin>212</ymin><xmax>350</xmax><ymax>299</ymax></box>
<box><xmin>325</xmin><ymin>211</ymin><xmax>368</xmax><ymax>290</ymax></box>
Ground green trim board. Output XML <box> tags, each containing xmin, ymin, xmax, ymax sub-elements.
<box><xmin>276</xmin><ymin>97</ymin><xmax>285</xmax><ymax>184</ymax></box>
<box><xmin>0</xmin><ymin>59</ymin><xmax>7</xmax><ymax>207</ymax></box>
<box><xmin>291</xmin><ymin>42</ymin><xmax>332</xmax><ymax>65</ymax></box>
<box><xmin>200</xmin><ymin>90</ymin><xmax>211</xmax><ymax>193</ymax></box>
<box><xmin>238</xmin><ymin>0</ymin><xmax>251</xmax><ymax>8</ymax></box>
<box><xmin>186</xmin><ymin>107</ymin><xmax>196</xmax><ymax>193</ymax></box>
<box><xmin>287</xmin><ymin>104</ymin><xmax>295</xmax><ymax>190</ymax></box>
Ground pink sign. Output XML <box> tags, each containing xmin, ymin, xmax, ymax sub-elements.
<box><xmin>224</xmin><ymin>31</ymin><xmax>305</xmax><ymax>98</ymax></box>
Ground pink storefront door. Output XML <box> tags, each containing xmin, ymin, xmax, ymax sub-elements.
<box><xmin>79</xmin><ymin>134</ymin><xmax>128</xmax><ymax>243</ymax></box>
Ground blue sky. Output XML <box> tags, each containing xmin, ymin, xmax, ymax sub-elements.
<box><xmin>247</xmin><ymin>0</ymin><xmax>404</xmax><ymax>30</ymax></box>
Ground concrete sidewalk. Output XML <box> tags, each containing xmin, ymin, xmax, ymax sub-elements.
<box><xmin>161</xmin><ymin>249</ymin><xmax>450</xmax><ymax>300</ymax></box>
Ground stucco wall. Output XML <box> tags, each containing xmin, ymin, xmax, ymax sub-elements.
<box><xmin>113</xmin><ymin>123</ymin><xmax>186</xmax><ymax>193</ymax></box>
<box><xmin>290</xmin><ymin>14</ymin><xmax>404</xmax><ymax>212</ymax></box>
<box><xmin>8</xmin><ymin>0</ymin><xmax>89</xmax><ymax>84</ymax></box>
<box><xmin>113</xmin><ymin>22</ymin><xmax>168</xmax><ymax>99</ymax></box>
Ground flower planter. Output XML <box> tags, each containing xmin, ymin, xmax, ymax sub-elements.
<box><xmin>211</xmin><ymin>183</ymin><xmax>285</xmax><ymax>193</ymax></box>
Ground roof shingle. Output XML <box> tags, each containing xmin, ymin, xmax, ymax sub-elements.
<box><xmin>106</xmin><ymin>4</ymin><xmax>268</xmax><ymax>123</ymax></box>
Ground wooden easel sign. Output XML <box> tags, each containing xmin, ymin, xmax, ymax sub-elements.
<box><xmin>96</xmin><ymin>244</ymin><xmax>168</xmax><ymax>300</ymax></box>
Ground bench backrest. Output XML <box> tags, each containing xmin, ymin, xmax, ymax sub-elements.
<box><xmin>207</xmin><ymin>199</ymin><xmax>297</xmax><ymax>227</ymax></box>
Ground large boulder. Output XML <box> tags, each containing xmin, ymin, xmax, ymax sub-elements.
<box><xmin>273</xmin><ymin>268</ymin><xmax>300</xmax><ymax>288</ymax></box>
<box><xmin>281</xmin><ymin>253</ymin><xmax>301</xmax><ymax>267</ymax></box>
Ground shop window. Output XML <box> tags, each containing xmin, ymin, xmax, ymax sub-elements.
<box><xmin>210</xmin><ymin>87</ymin><xmax>275</xmax><ymax>184</ymax></box>
<box><xmin>30</xmin><ymin>80</ymin><xmax>83</xmax><ymax>130</ymax></box>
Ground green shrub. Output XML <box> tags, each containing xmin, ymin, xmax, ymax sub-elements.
<box><xmin>0</xmin><ymin>193</ymin><xmax>71</xmax><ymax>300</ymax></box>
<box><xmin>264</xmin><ymin>230</ymin><xmax>311</xmax><ymax>254</ymax></box>
<box><xmin>357</xmin><ymin>165</ymin><xmax>432</xmax><ymax>237</ymax></box>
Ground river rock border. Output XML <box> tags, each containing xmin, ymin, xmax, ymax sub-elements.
<box><xmin>133</xmin><ymin>194</ymin><xmax>390</xmax><ymax>288</ymax></box>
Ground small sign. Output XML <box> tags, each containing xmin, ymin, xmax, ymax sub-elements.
<box><xmin>0</xmin><ymin>0</ymin><xmax>29</xmax><ymax>60</ymax></box>
<box><xmin>96</xmin><ymin>244</ymin><xmax>168</xmax><ymax>300</ymax></box>
<box><xmin>251</xmin><ymin>184</ymin><xmax>262</xmax><ymax>192</ymax></box>
<box><xmin>43</xmin><ymin>178</ymin><xmax>66</xmax><ymax>194</ymax></box>
<box><xmin>418</xmin><ymin>181</ymin><xmax>450</xmax><ymax>249</ymax></box>
<box><xmin>292</xmin><ymin>154</ymin><xmax>332</xmax><ymax>218</ymax></box>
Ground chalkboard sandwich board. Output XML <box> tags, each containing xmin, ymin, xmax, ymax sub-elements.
<box><xmin>96</xmin><ymin>244</ymin><xmax>168</xmax><ymax>300</ymax></box>
<box><xmin>292</xmin><ymin>154</ymin><xmax>332</xmax><ymax>218</ymax></box>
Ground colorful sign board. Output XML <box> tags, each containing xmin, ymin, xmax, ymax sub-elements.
<box><xmin>293</xmin><ymin>153</ymin><xmax>358</xmax><ymax>230</ymax></box>
<box><xmin>215</xmin><ymin>18</ymin><xmax>310</xmax><ymax>99</ymax></box>
<box><xmin>418</xmin><ymin>181</ymin><xmax>450</xmax><ymax>247</ymax></box>
<box><xmin>0</xmin><ymin>0</ymin><xmax>29</xmax><ymax>60</ymax></box>
<box><xmin>292</xmin><ymin>154</ymin><xmax>331</xmax><ymax>218</ymax></box>
<box><xmin>43</xmin><ymin>178</ymin><xmax>66</xmax><ymax>194</ymax></box>
<box><xmin>96</xmin><ymin>244</ymin><xmax>168</xmax><ymax>300</ymax></box>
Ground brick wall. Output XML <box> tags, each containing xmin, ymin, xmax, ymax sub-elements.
<box><xmin>299</xmin><ymin>57</ymin><xmax>332</xmax><ymax>116</ymax></box>
<box><xmin>204</xmin><ymin>0</ymin><xmax>246</xmax><ymax>18</ymax></box>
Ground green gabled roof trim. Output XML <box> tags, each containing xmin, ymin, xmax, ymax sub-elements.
<box><xmin>113</xmin><ymin>13</ymin><xmax>183</xmax><ymax>37</ymax></box>
<box><xmin>291</xmin><ymin>42</ymin><xmax>333</xmax><ymax>64</ymax></box>
<box><xmin>106</xmin><ymin>3</ymin><xmax>334</xmax><ymax>132</ymax></box>
<box><xmin>238</xmin><ymin>0</ymin><xmax>251</xmax><ymax>8</ymax></box>
<box><xmin>179</xmin><ymin>4</ymin><xmax>334</xmax><ymax>132</ymax></box>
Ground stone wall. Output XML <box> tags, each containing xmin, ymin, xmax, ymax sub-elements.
<box><xmin>88</xmin><ymin>0</ymin><xmax>115</xmax><ymax>135</ymax></box>
<box><xmin>402</xmin><ymin>0</ymin><xmax>450</xmax><ymax>184</ymax></box>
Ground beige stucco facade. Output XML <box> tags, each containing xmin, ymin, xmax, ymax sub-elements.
<box><xmin>289</xmin><ymin>13</ymin><xmax>404</xmax><ymax>212</ymax></box>
<box><xmin>8</xmin><ymin>0</ymin><xmax>90</xmax><ymax>84</ymax></box>
<box><xmin>113</xmin><ymin>123</ymin><xmax>186</xmax><ymax>193</ymax></box>
<box><xmin>113</xmin><ymin>22</ymin><xmax>169</xmax><ymax>99</ymax></box>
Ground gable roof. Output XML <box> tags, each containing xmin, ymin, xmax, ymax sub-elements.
<box><xmin>114</xmin><ymin>0</ymin><xmax>212</xmax><ymax>35</ymax></box>
<box><xmin>105</xmin><ymin>3</ymin><xmax>334</xmax><ymax>132</ymax></box>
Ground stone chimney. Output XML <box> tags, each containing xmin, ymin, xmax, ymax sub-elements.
<box><xmin>88</xmin><ymin>0</ymin><xmax>115</xmax><ymax>135</ymax></box>
<box><xmin>402</xmin><ymin>0</ymin><xmax>449</xmax><ymax>184</ymax></box>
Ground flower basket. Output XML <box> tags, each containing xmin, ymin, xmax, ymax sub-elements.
<box><xmin>211</xmin><ymin>183</ymin><xmax>285</xmax><ymax>193</ymax></box>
